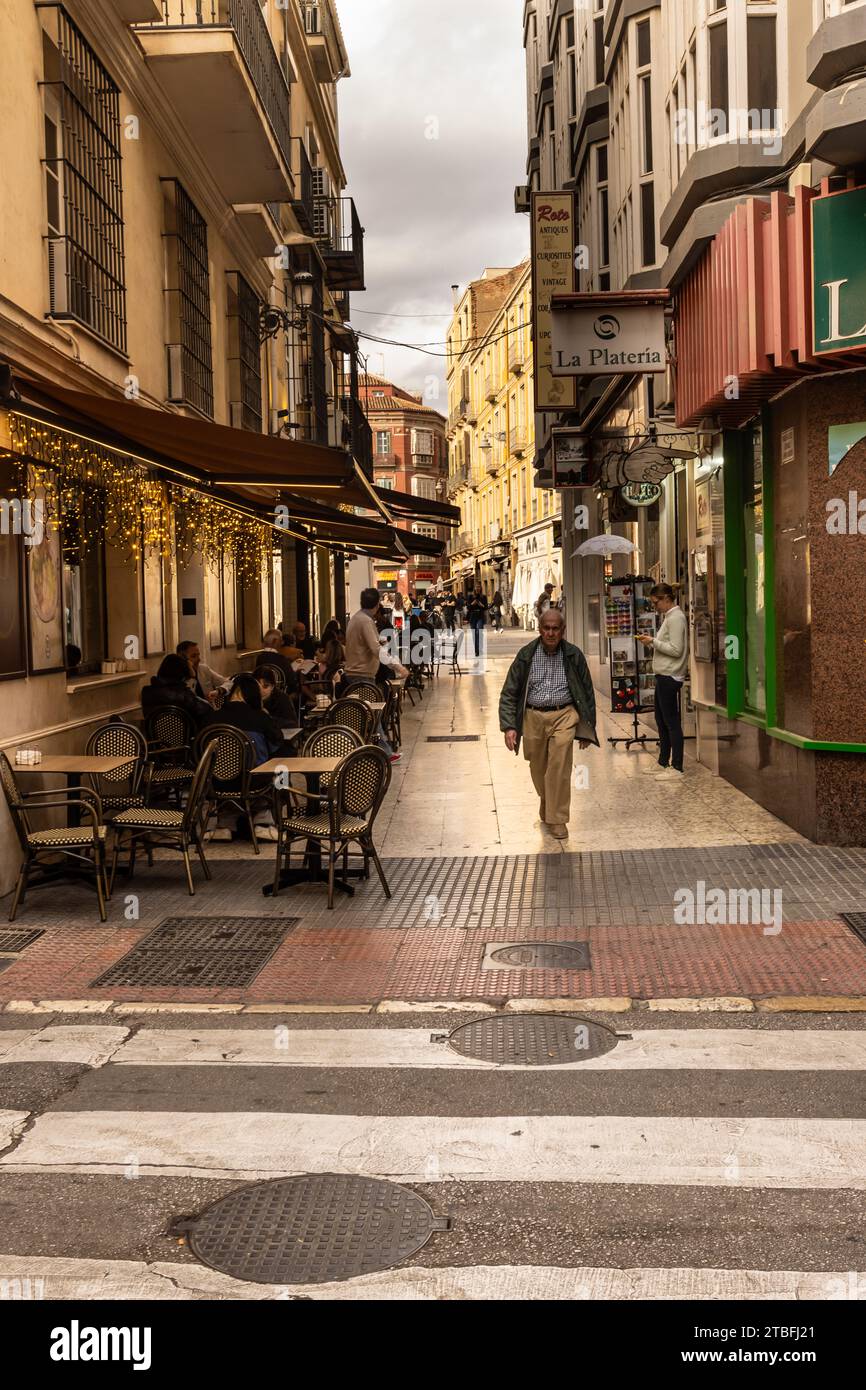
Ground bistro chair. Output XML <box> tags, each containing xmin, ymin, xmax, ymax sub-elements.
<box><xmin>272</xmin><ymin>745</ymin><xmax>393</xmax><ymax>910</ymax></box>
<box><xmin>109</xmin><ymin>743</ymin><xmax>217</xmax><ymax>897</ymax></box>
<box><xmin>0</xmin><ymin>752</ymin><xmax>109</xmax><ymax>922</ymax></box>
<box><xmin>341</xmin><ymin>679</ymin><xmax>383</xmax><ymax>706</ymax></box>
<box><xmin>325</xmin><ymin>697</ymin><xmax>375</xmax><ymax>745</ymax></box>
<box><xmin>144</xmin><ymin>705</ymin><xmax>197</xmax><ymax>802</ymax></box>
<box><xmin>261</xmin><ymin>663</ymin><xmax>287</xmax><ymax>693</ymax></box>
<box><xmin>384</xmin><ymin>680</ymin><xmax>403</xmax><ymax>750</ymax></box>
<box><xmin>193</xmin><ymin>724</ymin><xmax>271</xmax><ymax>855</ymax></box>
<box><xmin>85</xmin><ymin>722</ymin><xmax>149</xmax><ymax>821</ymax></box>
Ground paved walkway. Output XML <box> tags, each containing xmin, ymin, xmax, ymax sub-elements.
<box><xmin>1</xmin><ymin>629</ymin><xmax>865</xmax><ymax>1009</ymax></box>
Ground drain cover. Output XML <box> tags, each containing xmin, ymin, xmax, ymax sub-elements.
<box><xmin>447</xmin><ymin>1013</ymin><xmax>620</xmax><ymax>1066</ymax></box>
<box><xmin>841</xmin><ymin>913</ymin><xmax>866</xmax><ymax>947</ymax></box>
<box><xmin>484</xmin><ymin>941</ymin><xmax>590</xmax><ymax>971</ymax></box>
<box><xmin>0</xmin><ymin>929</ymin><xmax>44</xmax><ymax>954</ymax></box>
<box><xmin>181</xmin><ymin>1175</ymin><xmax>448</xmax><ymax>1285</ymax></box>
<box><xmin>91</xmin><ymin>916</ymin><xmax>298</xmax><ymax>989</ymax></box>
<box><xmin>426</xmin><ymin>735</ymin><xmax>480</xmax><ymax>743</ymax></box>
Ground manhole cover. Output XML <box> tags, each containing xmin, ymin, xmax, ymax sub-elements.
<box><xmin>0</xmin><ymin>929</ymin><xmax>44</xmax><ymax>954</ymax></box>
<box><xmin>91</xmin><ymin>916</ymin><xmax>298</xmax><ymax>989</ymax></box>
<box><xmin>484</xmin><ymin>941</ymin><xmax>590</xmax><ymax>971</ymax></box>
<box><xmin>180</xmin><ymin>1175</ymin><xmax>449</xmax><ymax>1285</ymax></box>
<box><xmin>426</xmin><ymin>735</ymin><xmax>480</xmax><ymax>743</ymax></box>
<box><xmin>447</xmin><ymin>1013</ymin><xmax>620</xmax><ymax>1066</ymax></box>
<box><xmin>841</xmin><ymin>913</ymin><xmax>866</xmax><ymax>947</ymax></box>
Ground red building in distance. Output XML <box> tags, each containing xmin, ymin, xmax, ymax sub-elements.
<box><xmin>359</xmin><ymin>374</ymin><xmax>449</xmax><ymax>598</ymax></box>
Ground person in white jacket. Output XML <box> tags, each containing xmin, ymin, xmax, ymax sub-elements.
<box><xmin>637</xmin><ymin>583</ymin><xmax>688</xmax><ymax>780</ymax></box>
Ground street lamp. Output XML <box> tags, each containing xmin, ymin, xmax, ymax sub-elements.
<box><xmin>258</xmin><ymin>271</ymin><xmax>317</xmax><ymax>342</ymax></box>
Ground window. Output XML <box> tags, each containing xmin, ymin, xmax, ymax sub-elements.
<box><xmin>640</xmin><ymin>181</ymin><xmax>656</xmax><ymax>266</ymax></box>
<box><xmin>411</xmin><ymin>475</ymin><xmax>436</xmax><ymax>500</ymax></box>
<box><xmin>639</xmin><ymin>76</ymin><xmax>653</xmax><ymax>175</ymax></box>
<box><xmin>41</xmin><ymin>7</ymin><xmax>126</xmax><ymax>353</ymax></box>
<box><xmin>411</xmin><ymin>427</ymin><xmax>434</xmax><ymax>456</ymax></box>
<box><xmin>597</xmin><ymin>144</ymin><xmax>610</xmax><ymax>274</ymax></box>
<box><xmin>636</xmin><ymin>18</ymin><xmax>651</xmax><ymax>67</ymax></box>
<box><xmin>743</xmin><ymin>424</ymin><xmax>766</xmax><ymax>714</ymax></box>
<box><xmin>594</xmin><ymin>15</ymin><xmax>605</xmax><ymax>86</ymax></box>
<box><xmin>226</xmin><ymin>272</ymin><xmax>263</xmax><ymax>432</ymax></box>
<box><xmin>376</xmin><ymin>476</ymin><xmax>395</xmax><ymax>490</ymax></box>
<box><xmin>708</xmin><ymin>20</ymin><xmax>729</xmax><ymax>129</ymax></box>
<box><xmin>63</xmin><ymin>510</ymin><xmax>106</xmax><ymax>674</ymax></box>
<box><xmin>163</xmin><ymin>181</ymin><xmax>214</xmax><ymax>418</ymax></box>
<box><xmin>376</xmin><ymin>430</ymin><xmax>391</xmax><ymax>455</ymax></box>
<box><xmin>747</xmin><ymin>16</ymin><xmax>777</xmax><ymax>128</ymax></box>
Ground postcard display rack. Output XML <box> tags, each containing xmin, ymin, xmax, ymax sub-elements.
<box><xmin>605</xmin><ymin>576</ymin><xmax>660</xmax><ymax>750</ymax></box>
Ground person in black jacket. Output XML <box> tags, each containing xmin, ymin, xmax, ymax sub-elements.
<box><xmin>253</xmin><ymin>666</ymin><xmax>298</xmax><ymax>726</ymax></box>
<box><xmin>141</xmin><ymin>654</ymin><xmax>212</xmax><ymax>729</ymax></box>
<box><xmin>203</xmin><ymin>674</ymin><xmax>285</xmax><ymax>843</ymax></box>
<box><xmin>467</xmin><ymin>588</ymin><xmax>488</xmax><ymax>656</ymax></box>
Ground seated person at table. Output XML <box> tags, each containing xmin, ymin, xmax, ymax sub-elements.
<box><xmin>142</xmin><ymin>653</ymin><xmax>211</xmax><ymax>727</ymax></box>
<box><xmin>300</xmin><ymin>637</ymin><xmax>345</xmax><ymax>704</ymax></box>
<box><xmin>204</xmin><ymin>674</ymin><xmax>284</xmax><ymax>842</ymax></box>
<box><xmin>177</xmin><ymin>640</ymin><xmax>226</xmax><ymax>700</ymax></box>
<box><xmin>255</xmin><ymin>630</ymin><xmax>300</xmax><ymax>695</ymax></box>
<box><xmin>321</xmin><ymin>619</ymin><xmax>346</xmax><ymax>650</ymax></box>
<box><xmin>291</xmin><ymin>621</ymin><xmax>320</xmax><ymax>661</ymax></box>
<box><xmin>254</xmin><ymin>666</ymin><xmax>297</xmax><ymax>725</ymax></box>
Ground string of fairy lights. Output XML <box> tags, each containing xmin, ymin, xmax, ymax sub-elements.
<box><xmin>5</xmin><ymin>415</ymin><xmax>275</xmax><ymax>585</ymax></box>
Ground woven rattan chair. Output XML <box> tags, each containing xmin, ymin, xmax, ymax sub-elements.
<box><xmin>109</xmin><ymin>743</ymin><xmax>217</xmax><ymax>897</ymax></box>
<box><xmin>325</xmin><ymin>697</ymin><xmax>375</xmax><ymax>745</ymax></box>
<box><xmin>341</xmin><ymin>679</ymin><xmax>382</xmax><ymax>706</ymax></box>
<box><xmin>272</xmin><ymin>744</ymin><xmax>393</xmax><ymax>909</ymax></box>
<box><xmin>0</xmin><ymin>752</ymin><xmax>108</xmax><ymax>922</ymax></box>
<box><xmin>261</xmin><ymin>662</ymin><xmax>286</xmax><ymax>693</ymax></box>
<box><xmin>383</xmin><ymin>681</ymin><xmax>403</xmax><ymax>750</ymax></box>
<box><xmin>144</xmin><ymin>705</ymin><xmax>197</xmax><ymax>802</ymax></box>
<box><xmin>193</xmin><ymin>723</ymin><xmax>271</xmax><ymax>855</ymax></box>
<box><xmin>85</xmin><ymin>722</ymin><xmax>149</xmax><ymax>820</ymax></box>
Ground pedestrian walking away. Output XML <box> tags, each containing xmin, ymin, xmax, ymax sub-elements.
<box><xmin>490</xmin><ymin>590</ymin><xmax>504</xmax><ymax>633</ymax></box>
<box><xmin>638</xmin><ymin>583</ymin><xmax>689</xmax><ymax>780</ymax></box>
<box><xmin>467</xmin><ymin>587</ymin><xmax>488</xmax><ymax>657</ymax></box>
<box><xmin>499</xmin><ymin>608</ymin><xmax>598</xmax><ymax>840</ymax></box>
<box><xmin>534</xmin><ymin>583</ymin><xmax>556</xmax><ymax>623</ymax></box>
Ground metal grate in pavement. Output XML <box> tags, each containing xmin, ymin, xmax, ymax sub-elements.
<box><xmin>840</xmin><ymin>913</ymin><xmax>866</xmax><ymax>949</ymax></box>
<box><xmin>91</xmin><ymin>916</ymin><xmax>298</xmax><ymax>989</ymax></box>
<box><xmin>0</xmin><ymin>929</ymin><xmax>44</xmax><ymax>954</ymax></box>
<box><xmin>447</xmin><ymin>1013</ymin><xmax>620</xmax><ymax>1067</ymax></box>
<box><xmin>483</xmin><ymin>941</ymin><xmax>590</xmax><ymax>971</ymax></box>
<box><xmin>426</xmin><ymin>735</ymin><xmax>481</xmax><ymax>742</ymax></box>
<box><xmin>180</xmin><ymin>1175</ymin><xmax>449</xmax><ymax>1285</ymax></box>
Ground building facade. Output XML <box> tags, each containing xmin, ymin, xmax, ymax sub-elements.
<box><xmin>0</xmin><ymin>0</ymin><xmax>391</xmax><ymax>894</ymax></box>
<box><xmin>519</xmin><ymin>0</ymin><xmax>866</xmax><ymax>842</ymax></box>
<box><xmin>445</xmin><ymin>261</ymin><xmax>561</xmax><ymax>622</ymax></box>
<box><xmin>360</xmin><ymin>375</ymin><xmax>449</xmax><ymax>598</ymax></box>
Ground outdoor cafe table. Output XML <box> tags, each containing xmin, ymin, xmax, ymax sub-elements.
<box><xmin>257</xmin><ymin>756</ymin><xmax>359</xmax><ymax>897</ymax></box>
<box><xmin>13</xmin><ymin>754</ymin><xmax>134</xmax><ymax>826</ymax></box>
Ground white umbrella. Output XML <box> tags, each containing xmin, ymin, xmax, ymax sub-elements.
<box><xmin>572</xmin><ymin>534</ymin><xmax>636</xmax><ymax>558</ymax></box>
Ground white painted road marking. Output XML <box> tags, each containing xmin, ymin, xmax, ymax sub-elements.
<box><xmin>111</xmin><ymin>1026</ymin><xmax>866</xmax><ymax>1071</ymax></box>
<box><xmin>3</xmin><ymin>1111</ymin><xmax>865</xmax><ymax>1187</ymax></box>
<box><xmin>0</xmin><ymin>1110</ymin><xmax>29</xmax><ymax>1149</ymax></box>
<box><xmin>0</xmin><ymin>1027</ymin><xmax>129</xmax><ymax>1066</ymax></box>
<box><xmin>0</xmin><ymin>1254</ymin><xmax>858</xmax><ymax>1301</ymax></box>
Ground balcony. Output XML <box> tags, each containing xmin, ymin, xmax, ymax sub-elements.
<box><xmin>509</xmin><ymin>344</ymin><xmax>525</xmax><ymax>375</ymax></box>
<box><xmin>135</xmin><ymin>1</ymin><xmax>292</xmax><ymax>204</ymax></box>
<box><xmin>289</xmin><ymin>138</ymin><xmax>315</xmax><ymax>235</ymax></box>
<box><xmin>446</xmin><ymin>529</ymin><xmax>473</xmax><ymax>556</ymax></box>
<box><xmin>232</xmin><ymin>200</ymin><xmax>282</xmax><ymax>257</ymax></box>
<box><xmin>446</xmin><ymin>465</ymin><xmax>469</xmax><ymax>497</ymax></box>
<box><xmin>341</xmin><ymin>394</ymin><xmax>373</xmax><ymax>478</ymax></box>
<box><xmin>314</xmin><ymin>195</ymin><xmax>365</xmax><ymax>291</ymax></box>
<box><xmin>117</xmin><ymin>0</ymin><xmax>163</xmax><ymax>18</ymax></box>
<box><xmin>374</xmin><ymin>451</ymin><xmax>400</xmax><ymax>468</ymax></box>
<box><xmin>509</xmin><ymin>426</ymin><xmax>527</xmax><ymax>458</ymax></box>
<box><xmin>484</xmin><ymin>376</ymin><xmax>497</xmax><ymax>403</ymax></box>
<box><xmin>447</xmin><ymin>399</ymin><xmax>468</xmax><ymax>434</ymax></box>
<box><xmin>302</xmin><ymin>0</ymin><xmax>344</xmax><ymax>84</ymax></box>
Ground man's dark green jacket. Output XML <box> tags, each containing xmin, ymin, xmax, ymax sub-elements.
<box><xmin>499</xmin><ymin>638</ymin><xmax>599</xmax><ymax>751</ymax></box>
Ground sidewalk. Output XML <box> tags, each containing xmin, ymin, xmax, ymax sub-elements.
<box><xmin>1</xmin><ymin>630</ymin><xmax>865</xmax><ymax>1010</ymax></box>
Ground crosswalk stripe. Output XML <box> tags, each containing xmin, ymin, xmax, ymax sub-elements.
<box><xmin>3</xmin><ymin>1110</ymin><xmax>864</xmax><ymax>1187</ymax></box>
<box><xmin>111</xmin><ymin>1026</ymin><xmax>866</xmax><ymax>1071</ymax></box>
<box><xmin>0</xmin><ymin>1111</ymin><xmax>29</xmax><ymax>1148</ymax></box>
<box><xmin>0</xmin><ymin>1027</ymin><xmax>129</xmax><ymax>1066</ymax></box>
<box><xmin>0</xmin><ymin>1255</ymin><xmax>859</xmax><ymax>1301</ymax></box>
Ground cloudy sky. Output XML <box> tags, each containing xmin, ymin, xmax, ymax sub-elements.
<box><xmin>335</xmin><ymin>0</ymin><xmax>529</xmax><ymax>408</ymax></box>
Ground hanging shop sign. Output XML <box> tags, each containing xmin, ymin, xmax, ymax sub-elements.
<box><xmin>551</xmin><ymin>428</ymin><xmax>596</xmax><ymax>489</ymax></box>
<box><xmin>530</xmin><ymin>192</ymin><xmax>577</xmax><ymax>410</ymax></box>
<box><xmin>812</xmin><ymin>185</ymin><xmax>866</xmax><ymax>356</ymax></box>
<box><xmin>620</xmin><ymin>481</ymin><xmax>662</xmax><ymax>508</ymax></box>
<box><xmin>550</xmin><ymin>291</ymin><xmax>669</xmax><ymax>376</ymax></box>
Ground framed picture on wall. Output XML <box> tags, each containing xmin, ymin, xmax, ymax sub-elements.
<box><xmin>0</xmin><ymin>519</ymin><xmax>26</xmax><ymax>681</ymax></box>
<box><xmin>142</xmin><ymin>540</ymin><xmax>165</xmax><ymax>657</ymax></box>
<box><xmin>695</xmin><ymin>478</ymin><xmax>712</xmax><ymax>539</ymax></box>
<box><xmin>25</xmin><ymin>468</ymin><xmax>65</xmax><ymax>673</ymax></box>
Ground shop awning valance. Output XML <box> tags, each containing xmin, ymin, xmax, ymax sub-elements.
<box><xmin>375</xmin><ymin>484</ymin><xmax>460</xmax><ymax>529</ymax></box>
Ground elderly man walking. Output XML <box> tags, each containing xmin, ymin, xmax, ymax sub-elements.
<box><xmin>499</xmin><ymin>608</ymin><xmax>598</xmax><ymax>840</ymax></box>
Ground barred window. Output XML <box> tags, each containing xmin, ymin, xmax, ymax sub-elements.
<box><xmin>41</xmin><ymin>6</ymin><xmax>126</xmax><ymax>353</ymax></box>
<box><xmin>163</xmin><ymin>180</ymin><xmax>214</xmax><ymax>419</ymax></box>
<box><xmin>226</xmin><ymin>272</ymin><xmax>263</xmax><ymax>432</ymax></box>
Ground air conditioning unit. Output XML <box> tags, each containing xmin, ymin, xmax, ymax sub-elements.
<box><xmin>47</xmin><ymin>237</ymin><xmax>70</xmax><ymax>314</ymax></box>
<box><xmin>304</xmin><ymin>2</ymin><xmax>321</xmax><ymax>37</ymax></box>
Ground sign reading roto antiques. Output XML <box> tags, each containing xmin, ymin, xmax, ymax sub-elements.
<box><xmin>812</xmin><ymin>184</ymin><xmax>866</xmax><ymax>356</ymax></box>
<box><xmin>530</xmin><ymin>192</ymin><xmax>577</xmax><ymax>410</ymax></box>
<box><xmin>550</xmin><ymin>290</ymin><xmax>669</xmax><ymax>376</ymax></box>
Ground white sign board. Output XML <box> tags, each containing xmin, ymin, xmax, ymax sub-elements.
<box><xmin>551</xmin><ymin>302</ymin><xmax>667</xmax><ymax>376</ymax></box>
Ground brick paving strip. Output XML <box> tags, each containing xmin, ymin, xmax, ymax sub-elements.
<box><xmin>1</xmin><ymin>843</ymin><xmax>866</xmax><ymax>1010</ymax></box>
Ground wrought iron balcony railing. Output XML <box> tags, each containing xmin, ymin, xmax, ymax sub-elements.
<box><xmin>314</xmin><ymin>194</ymin><xmax>365</xmax><ymax>291</ymax></box>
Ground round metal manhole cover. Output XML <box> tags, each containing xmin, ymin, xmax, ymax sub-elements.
<box><xmin>447</xmin><ymin>1013</ymin><xmax>620</xmax><ymax>1067</ymax></box>
<box><xmin>184</xmin><ymin>1174</ymin><xmax>444</xmax><ymax>1286</ymax></box>
<box><xmin>490</xmin><ymin>943</ymin><xmax>589</xmax><ymax>969</ymax></box>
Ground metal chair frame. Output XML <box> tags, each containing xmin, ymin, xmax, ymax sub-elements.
<box><xmin>143</xmin><ymin>704</ymin><xmax>197</xmax><ymax>802</ymax></box>
<box><xmin>325</xmin><ymin>697</ymin><xmax>376</xmax><ymax>745</ymax></box>
<box><xmin>85</xmin><ymin>721</ymin><xmax>150</xmax><ymax>818</ymax></box>
<box><xmin>109</xmin><ymin>743</ymin><xmax>217</xmax><ymax>897</ymax></box>
<box><xmin>193</xmin><ymin>723</ymin><xmax>272</xmax><ymax>855</ymax></box>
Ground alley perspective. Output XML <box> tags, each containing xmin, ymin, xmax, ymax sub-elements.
<box><xmin>0</xmin><ymin>0</ymin><xmax>865</xmax><ymax>1350</ymax></box>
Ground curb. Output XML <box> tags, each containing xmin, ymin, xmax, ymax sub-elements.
<box><xmin>4</xmin><ymin>996</ymin><xmax>866</xmax><ymax>1015</ymax></box>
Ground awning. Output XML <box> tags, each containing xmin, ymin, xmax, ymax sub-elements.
<box><xmin>375</xmin><ymin>484</ymin><xmax>460</xmax><ymax>528</ymax></box>
<box><xmin>4</xmin><ymin>368</ymin><xmax>391</xmax><ymax>519</ymax></box>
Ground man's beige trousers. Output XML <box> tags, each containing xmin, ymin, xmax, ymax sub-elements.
<box><xmin>521</xmin><ymin>706</ymin><xmax>579</xmax><ymax>825</ymax></box>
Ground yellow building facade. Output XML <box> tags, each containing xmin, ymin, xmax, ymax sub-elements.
<box><xmin>445</xmin><ymin>261</ymin><xmax>560</xmax><ymax>624</ymax></box>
